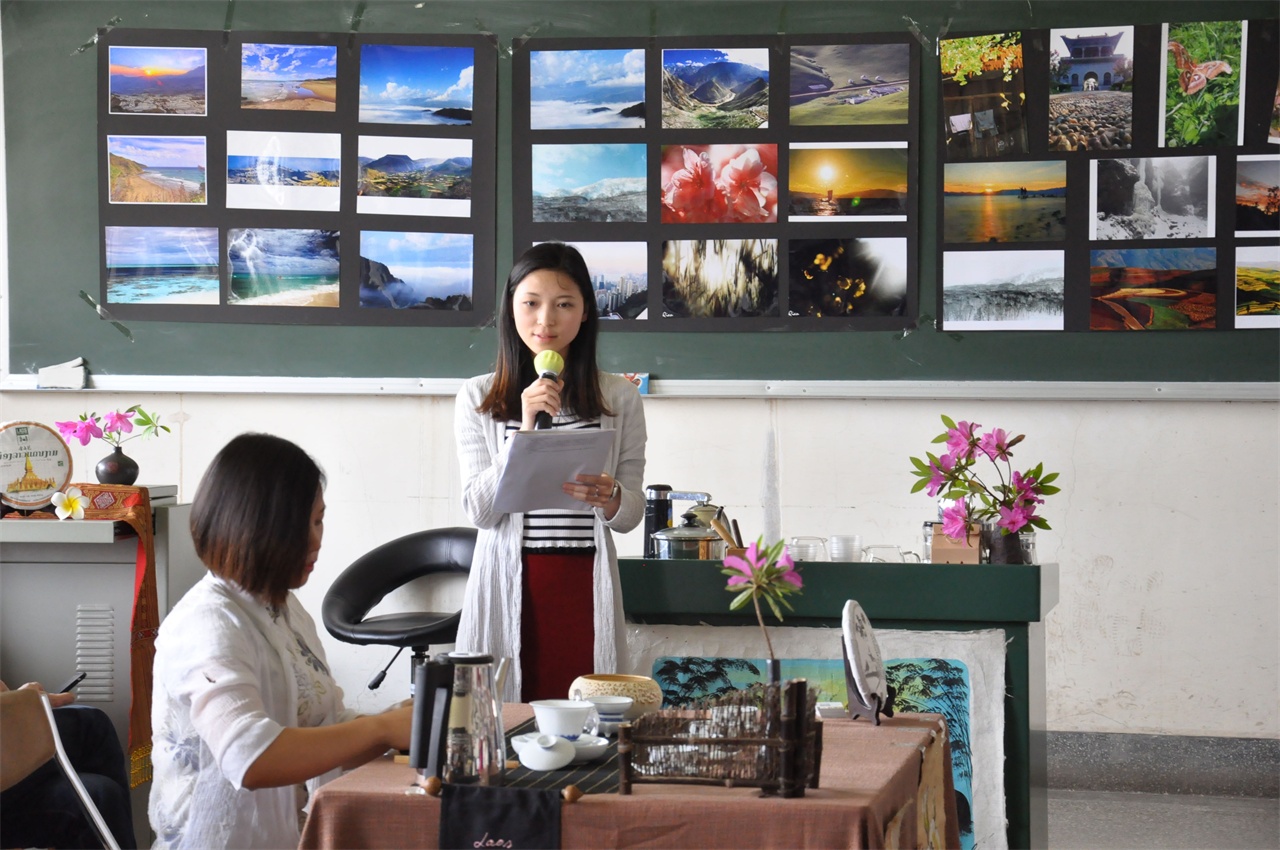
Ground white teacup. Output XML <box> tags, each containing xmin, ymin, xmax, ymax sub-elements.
<box><xmin>530</xmin><ymin>699</ymin><xmax>594</xmax><ymax>741</ymax></box>
<box><xmin>583</xmin><ymin>695</ymin><xmax>633</xmax><ymax>735</ymax></box>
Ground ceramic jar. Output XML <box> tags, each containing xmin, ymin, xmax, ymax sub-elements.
<box><xmin>567</xmin><ymin>674</ymin><xmax>662</xmax><ymax>720</ymax></box>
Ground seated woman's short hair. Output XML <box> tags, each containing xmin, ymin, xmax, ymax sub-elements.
<box><xmin>190</xmin><ymin>433</ymin><xmax>324</xmax><ymax>605</ymax></box>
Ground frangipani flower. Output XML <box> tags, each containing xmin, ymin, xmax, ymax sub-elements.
<box><xmin>51</xmin><ymin>487</ymin><xmax>85</xmax><ymax>520</ymax></box>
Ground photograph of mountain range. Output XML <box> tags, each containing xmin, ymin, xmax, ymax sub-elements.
<box><xmin>532</xmin><ymin>143</ymin><xmax>646</xmax><ymax>222</ymax></box>
<box><xmin>357</xmin><ymin>135</ymin><xmax>472</xmax><ymax>218</ymax></box>
<box><xmin>358</xmin><ymin>44</ymin><xmax>474</xmax><ymax>125</ymax></box>
<box><xmin>1089</xmin><ymin>247</ymin><xmax>1217</xmax><ymax>330</ymax></box>
<box><xmin>788</xmin><ymin>143</ymin><xmax>907</xmax><ymax>220</ymax></box>
<box><xmin>241</xmin><ymin>43</ymin><xmax>336</xmax><ymax>112</ymax></box>
<box><xmin>109</xmin><ymin>45</ymin><xmax>206</xmax><ymax>115</ymax></box>
<box><xmin>107</xmin><ymin>135</ymin><xmax>206</xmax><ymax>205</ymax></box>
<box><xmin>943</xmin><ymin>160</ymin><xmax>1066</xmax><ymax>243</ymax></box>
<box><xmin>225</xmin><ymin>130</ymin><xmax>341</xmax><ymax>212</ymax></box>
<box><xmin>943</xmin><ymin>249</ymin><xmax>1065</xmax><ymax>330</ymax></box>
<box><xmin>530</xmin><ymin>48</ymin><xmax>645</xmax><ymax>129</ymax></box>
<box><xmin>359</xmin><ymin>231</ymin><xmax>473</xmax><ymax>309</ymax></box>
<box><xmin>662</xmin><ymin>47</ymin><xmax>769</xmax><ymax>129</ymax></box>
<box><xmin>789</xmin><ymin>43</ymin><xmax>910</xmax><ymax>126</ymax></box>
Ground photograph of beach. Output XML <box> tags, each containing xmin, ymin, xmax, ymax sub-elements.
<box><xmin>788</xmin><ymin>142</ymin><xmax>907</xmax><ymax>221</ymax></box>
<box><xmin>104</xmin><ymin>226</ymin><xmax>219</xmax><ymax>305</ymax></box>
<box><xmin>788</xmin><ymin>237</ymin><xmax>907</xmax><ymax>318</ymax></box>
<box><xmin>359</xmin><ymin>231</ymin><xmax>473</xmax><ymax>310</ymax></box>
<box><xmin>943</xmin><ymin>161</ymin><xmax>1066</xmax><ymax>243</ymax></box>
<box><xmin>1048</xmin><ymin>27</ymin><xmax>1133</xmax><ymax>152</ymax></box>
<box><xmin>1160</xmin><ymin>20</ymin><xmax>1244</xmax><ymax>149</ymax></box>
<box><xmin>1235</xmin><ymin>245</ymin><xmax>1280</xmax><ymax>328</ymax></box>
<box><xmin>530</xmin><ymin>48</ymin><xmax>645</xmax><ymax>129</ymax></box>
<box><xmin>359</xmin><ymin>44</ymin><xmax>474</xmax><ymax>125</ymax></box>
<box><xmin>107</xmin><ymin>136</ymin><xmax>206</xmax><ymax>205</ymax></box>
<box><xmin>357</xmin><ymin>135</ymin><xmax>472</xmax><ymax>218</ymax></box>
<box><xmin>1235</xmin><ymin>155</ymin><xmax>1280</xmax><ymax>237</ymax></box>
<box><xmin>1090</xmin><ymin>156</ymin><xmax>1213</xmax><ymax>240</ymax></box>
<box><xmin>661</xmin><ymin>144</ymin><xmax>778</xmax><ymax>224</ymax></box>
<box><xmin>943</xmin><ymin>249</ymin><xmax>1064</xmax><ymax>331</ymax></box>
<box><xmin>662</xmin><ymin>48</ymin><xmax>769</xmax><ymax>130</ymax></box>
<box><xmin>532</xmin><ymin>143</ymin><xmax>646</xmax><ymax>223</ymax></box>
<box><xmin>1089</xmin><ymin>247</ymin><xmax>1216</xmax><ymax>330</ymax></box>
<box><xmin>109</xmin><ymin>45</ymin><xmax>206</xmax><ymax>115</ymax></box>
<box><xmin>226</xmin><ymin>130</ymin><xmax>341</xmax><ymax>212</ymax></box>
<box><xmin>227</xmin><ymin>228</ymin><xmax>339</xmax><ymax>307</ymax></box>
<box><xmin>789</xmin><ymin>43</ymin><xmax>911</xmax><ymax>126</ymax></box>
<box><xmin>241</xmin><ymin>43</ymin><xmax>337</xmax><ymax>111</ymax></box>
<box><xmin>555</xmin><ymin>241</ymin><xmax>648</xmax><ymax>320</ymax></box>
<box><xmin>661</xmin><ymin>239</ymin><xmax>779</xmax><ymax>318</ymax></box>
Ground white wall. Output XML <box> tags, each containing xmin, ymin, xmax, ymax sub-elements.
<box><xmin>1</xmin><ymin>389</ymin><xmax>1276</xmax><ymax>739</ymax></box>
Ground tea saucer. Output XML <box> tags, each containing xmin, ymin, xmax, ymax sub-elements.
<box><xmin>570</xmin><ymin>734</ymin><xmax>609</xmax><ymax>763</ymax></box>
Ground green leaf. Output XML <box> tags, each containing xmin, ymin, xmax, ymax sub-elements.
<box><xmin>764</xmin><ymin>593</ymin><xmax>783</xmax><ymax>623</ymax></box>
<box><xmin>941</xmin><ymin>414</ymin><xmax>956</xmax><ymax>430</ymax></box>
<box><xmin>728</xmin><ymin>589</ymin><xmax>754</xmax><ymax>611</ymax></box>
<box><xmin>1039</xmin><ymin>471</ymin><xmax>1059</xmax><ymax>485</ymax></box>
<box><xmin>910</xmin><ymin>478</ymin><xmax>931</xmax><ymax>494</ymax></box>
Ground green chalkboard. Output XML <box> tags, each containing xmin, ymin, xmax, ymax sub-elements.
<box><xmin>3</xmin><ymin>0</ymin><xmax>1277</xmax><ymax>382</ymax></box>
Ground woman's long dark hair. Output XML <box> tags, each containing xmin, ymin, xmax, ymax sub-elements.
<box><xmin>190</xmin><ymin>433</ymin><xmax>325</xmax><ymax>606</ymax></box>
<box><xmin>478</xmin><ymin>242</ymin><xmax>612</xmax><ymax>422</ymax></box>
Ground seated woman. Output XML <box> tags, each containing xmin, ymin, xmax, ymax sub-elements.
<box><xmin>149</xmin><ymin>433</ymin><xmax>412</xmax><ymax>849</ymax></box>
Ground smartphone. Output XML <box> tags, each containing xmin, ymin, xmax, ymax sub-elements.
<box><xmin>57</xmin><ymin>672</ymin><xmax>87</xmax><ymax>693</ymax></box>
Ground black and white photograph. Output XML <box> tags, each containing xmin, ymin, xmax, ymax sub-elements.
<box><xmin>942</xmin><ymin>249</ymin><xmax>1064</xmax><ymax>330</ymax></box>
<box><xmin>1090</xmin><ymin>155</ymin><xmax>1214</xmax><ymax>240</ymax></box>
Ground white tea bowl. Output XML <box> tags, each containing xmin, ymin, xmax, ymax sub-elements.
<box><xmin>530</xmin><ymin>699</ymin><xmax>594</xmax><ymax>741</ymax></box>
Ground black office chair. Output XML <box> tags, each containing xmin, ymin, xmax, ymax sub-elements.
<box><xmin>322</xmin><ymin>526</ymin><xmax>476</xmax><ymax>689</ymax></box>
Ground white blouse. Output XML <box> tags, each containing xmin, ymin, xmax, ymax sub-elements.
<box><xmin>149</xmin><ymin>573</ymin><xmax>355</xmax><ymax>850</ymax></box>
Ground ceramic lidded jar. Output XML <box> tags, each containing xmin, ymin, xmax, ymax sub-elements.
<box><xmin>567</xmin><ymin>674</ymin><xmax>662</xmax><ymax>720</ymax></box>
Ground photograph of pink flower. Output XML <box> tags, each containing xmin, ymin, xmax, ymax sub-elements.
<box><xmin>788</xmin><ymin>142</ymin><xmax>907</xmax><ymax>221</ymax></box>
<box><xmin>661</xmin><ymin>239</ymin><xmax>778</xmax><ymax>318</ymax></box>
<box><xmin>788</xmin><ymin>238</ymin><xmax>907</xmax><ymax>318</ymax></box>
<box><xmin>661</xmin><ymin>48</ymin><xmax>769</xmax><ymax>129</ymax></box>
<box><xmin>789</xmin><ymin>43</ymin><xmax>910</xmax><ymax>126</ymax></box>
<box><xmin>660</xmin><ymin>144</ymin><xmax>778</xmax><ymax>224</ymax></box>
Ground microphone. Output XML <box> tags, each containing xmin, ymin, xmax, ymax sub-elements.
<box><xmin>532</xmin><ymin>349</ymin><xmax>564</xmax><ymax>430</ymax></box>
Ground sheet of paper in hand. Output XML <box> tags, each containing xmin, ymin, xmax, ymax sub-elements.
<box><xmin>493</xmin><ymin>429</ymin><xmax>615</xmax><ymax>513</ymax></box>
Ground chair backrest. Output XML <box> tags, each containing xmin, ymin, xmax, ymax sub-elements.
<box><xmin>38</xmin><ymin>692</ymin><xmax>123</xmax><ymax>850</ymax></box>
<box><xmin>322</xmin><ymin>526</ymin><xmax>476</xmax><ymax>647</ymax></box>
<box><xmin>0</xmin><ymin>687</ymin><xmax>54</xmax><ymax>792</ymax></box>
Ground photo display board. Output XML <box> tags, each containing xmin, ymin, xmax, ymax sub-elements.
<box><xmin>935</xmin><ymin>19</ymin><xmax>1280</xmax><ymax>333</ymax></box>
<box><xmin>96</xmin><ymin>28</ymin><xmax>498</xmax><ymax>326</ymax></box>
<box><xmin>511</xmin><ymin>33</ymin><xmax>922</xmax><ymax>332</ymax></box>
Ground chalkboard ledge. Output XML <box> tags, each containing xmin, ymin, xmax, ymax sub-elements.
<box><xmin>2</xmin><ymin>373</ymin><xmax>1278</xmax><ymax>401</ymax></box>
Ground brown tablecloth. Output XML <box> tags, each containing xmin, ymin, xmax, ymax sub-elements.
<box><xmin>301</xmin><ymin>705</ymin><xmax>961</xmax><ymax>850</ymax></box>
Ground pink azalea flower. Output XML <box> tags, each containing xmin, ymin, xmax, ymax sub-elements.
<box><xmin>72</xmin><ymin>418</ymin><xmax>103</xmax><ymax>446</ymax></box>
<box><xmin>662</xmin><ymin>148</ymin><xmax>726</xmax><ymax>223</ymax></box>
<box><xmin>102</xmin><ymin>410</ymin><xmax>134</xmax><ymax>435</ymax></box>
<box><xmin>978</xmin><ymin>428</ymin><xmax>1009</xmax><ymax>461</ymax></box>
<box><xmin>55</xmin><ymin>420</ymin><xmax>81</xmax><ymax>443</ymax></box>
<box><xmin>717</xmin><ymin>147</ymin><xmax>777</xmax><ymax>223</ymax></box>
<box><xmin>926</xmin><ymin>453</ymin><xmax>956</xmax><ymax>498</ymax></box>
<box><xmin>940</xmin><ymin>502</ymin><xmax>971</xmax><ymax>539</ymax></box>
<box><xmin>945</xmin><ymin>420</ymin><xmax>980</xmax><ymax>460</ymax></box>
<box><xmin>998</xmin><ymin>504</ymin><xmax>1031</xmax><ymax>534</ymax></box>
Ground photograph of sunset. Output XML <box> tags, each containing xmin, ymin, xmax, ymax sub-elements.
<box><xmin>788</xmin><ymin>142</ymin><xmax>908</xmax><ymax>220</ymax></box>
<box><xmin>944</xmin><ymin>160</ymin><xmax>1066</xmax><ymax>243</ymax></box>
<box><xmin>108</xmin><ymin>45</ymin><xmax>206</xmax><ymax>115</ymax></box>
<box><xmin>1235</xmin><ymin>154</ymin><xmax>1280</xmax><ymax>236</ymax></box>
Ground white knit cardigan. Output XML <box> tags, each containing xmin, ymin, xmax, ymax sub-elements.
<box><xmin>453</xmin><ymin>371</ymin><xmax>647</xmax><ymax>701</ymax></box>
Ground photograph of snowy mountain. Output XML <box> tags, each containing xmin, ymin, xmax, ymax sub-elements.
<box><xmin>532</xmin><ymin>143</ymin><xmax>646</xmax><ymax>222</ymax></box>
<box><xmin>109</xmin><ymin>45</ymin><xmax>206</xmax><ymax>115</ymax></box>
<box><xmin>1090</xmin><ymin>156</ymin><xmax>1214</xmax><ymax>240</ymax></box>
<box><xmin>662</xmin><ymin>47</ymin><xmax>769</xmax><ymax>129</ymax></box>
<box><xmin>357</xmin><ymin>135</ymin><xmax>472</xmax><ymax>218</ymax></box>
<box><xmin>530</xmin><ymin>48</ymin><xmax>645</xmax><ymax>129</ymax></box>
<box><xmin>943</xmin><ymin>249</ymin><xmax>1065</xmax><ymax>330</ymax></box>
<box><xmin>359</xmin><ymin>231</ymin><xmax>473</xmax><ymax>309</ymax></box>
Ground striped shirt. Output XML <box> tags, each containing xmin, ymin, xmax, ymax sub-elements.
<box><xmin>504</xmin><ymin>413</ymin><xmax>601</xmax><ymax>550</ymax></box>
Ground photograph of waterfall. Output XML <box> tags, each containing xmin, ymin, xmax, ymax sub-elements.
<box><xmin>1090</xmin><ymin>156</ymin><xmax>1214</xmax><ymax>240</ymax></box>
<box><xmin>1089</xmin><ymin>247</ymin><xmax>1216</xmax><ymax>330</ymax></box>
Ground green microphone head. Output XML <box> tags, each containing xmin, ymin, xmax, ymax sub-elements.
<box><xmin>533</xmin><ymin>349</ymin><xmax>564</xmax><ymax>378</ymax></box>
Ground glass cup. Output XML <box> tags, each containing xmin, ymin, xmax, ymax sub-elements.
<box><xmin>860</xmin><ymin>544</ymin><xmax>904</xmax><ymax>562</ymax></box>
<box><xmin>828</xmin><ymin>534</ymin><xmax>864</xmax><ymax>562</ymax></box>
<box><xmin>787</xmin><ymin>536</ymin><xmax>828</xmax><ymax>561</ymax></box>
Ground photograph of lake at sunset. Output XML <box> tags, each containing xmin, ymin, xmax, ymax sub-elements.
<box><xmin>788</xmin><ymin>142</ymin><xmax>908</xmax><ymax>221</ymax></box>
<box><xmin>943</xmin><ymin>160</ymin><xmax>1067</xmax><ymax>243</ymax></box>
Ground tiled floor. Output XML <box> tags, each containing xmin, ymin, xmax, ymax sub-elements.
<box><xmin>1048</xmin><ymin>789</ymin><xmax>1280</xmax><ymax>849</ymax></box>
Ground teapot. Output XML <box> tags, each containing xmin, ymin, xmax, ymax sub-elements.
<box><xmin>410</xmin><ymin>652</ymin><xmax>510</xmax><ymax>785</ymax></box>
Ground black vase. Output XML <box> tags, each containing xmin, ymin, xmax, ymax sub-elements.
<box><xmin>981</xmin><ymin>522</ymin><xmax>1034</xmax><ymax>564</ymax></box>
<box><xmin>95</xmin><ymin>447</ymin><xmax>139</xmax><ymax>486</ymax></box>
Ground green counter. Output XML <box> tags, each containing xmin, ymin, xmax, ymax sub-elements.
<box><xmin>618</xmin><ymin>559</ymin><xmax>1059</xmax><ymax>850</ymax></box>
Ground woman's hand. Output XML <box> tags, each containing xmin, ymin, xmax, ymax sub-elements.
<box><xmin>520</xmin><ymin>373</ymin><xmax>562</xmax><ymax>431</ymax></box>
<box><xmin>564</xmin><ymin>472</ymin><xmax>621</xmax><ymax>520</ymax></box>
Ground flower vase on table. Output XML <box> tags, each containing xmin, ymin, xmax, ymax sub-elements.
<box><xmin>95</xmin><ymin>446</ymin><xmax>139</xmax><ymax>485</ymax></box>
<box><xmin>980</xmin><ymin>522</ymin><xmax>1037</xmax><ymax>564</ymax></box>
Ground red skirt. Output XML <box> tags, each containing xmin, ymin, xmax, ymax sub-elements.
<box><xmin>520</xmin><ymin>549</ymin><xmax>595</xmax><ymax>702</ymax></box>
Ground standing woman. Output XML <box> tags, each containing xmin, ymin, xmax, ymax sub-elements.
<box><xmin>455</xmin><ymin>242</ymin><xmax>647</xmax><ymax>702</ymax></box>
<box><xmin>149</xmin><ymin>434</ymin><xmax>412</xmax><ymax>849</ymax></box>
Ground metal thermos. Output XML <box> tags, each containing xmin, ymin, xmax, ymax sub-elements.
<box><xmin>409</xmin><ymin>652</ymin><xmax>506</xmax><ymax>786</ymax></box>
<box><xmin>644</xmin><ymin>484</ymin><xmax>673</xmax><ymax>557</ymax></box>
